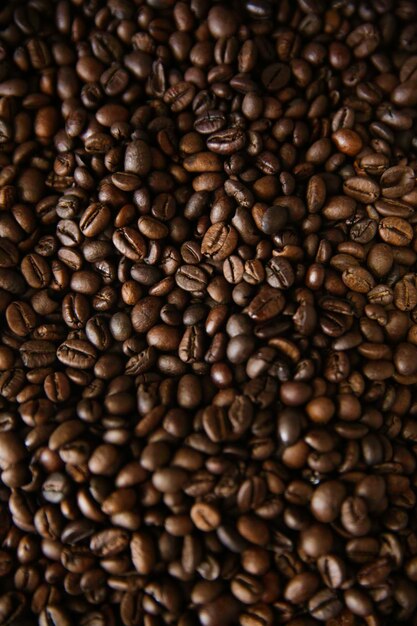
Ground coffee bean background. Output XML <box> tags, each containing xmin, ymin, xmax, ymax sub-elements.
<box><xmin>0</xmin><ymin>0</ymin><xmax>417</xmax><ymax>625</ymax></box>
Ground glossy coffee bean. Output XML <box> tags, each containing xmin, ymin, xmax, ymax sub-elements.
<box><xmin>0</xmin><ymin>3</ymin><xmax>417</xmax><ymax>626</ymax></box>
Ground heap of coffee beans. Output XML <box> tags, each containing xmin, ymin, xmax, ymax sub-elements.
<box><xmin>1</xmin><ymin>0</ymin><xmax>417</xmax><ymax>624</ymax></box>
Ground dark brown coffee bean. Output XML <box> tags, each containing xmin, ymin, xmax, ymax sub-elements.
<box><xmin>124</xmin><ymin>140</ymin><xmax>151</xmax><ymax>176</ymax></box>
<box><xmin>322</xmin><ymin>196</ymin><xmax>356</xmax><ymax>221</ymax></box>
<box><xmin>20</xmin><ymin>340</ymin><xmax>56</xmax><ymax>368</ymax></box>
<box><xmin>1</xmin><ymin>3</ymin><xmax>417</xmax><ymax>624</ymax></box>
<box><xmin>342</xmin><ymin>267</ymin><xmax>375</xmax><ymax>293</ymax></box>
<box><xmin>311</xmin><ymin>481</ymin><xmax>347</xmax><ymax>523</ymax></box>
<box><xmin>152</xmin><ymin>466</ymin><xmax>188</xmax><ymax>493</ymax></box>
<box><xmin>191</xmin><ymin>503</ymin><xmax>221</xmax><ymax>531</ymax></box>
<box><xmin>21</xmin><ymin>253</ymin><xmax>51</xmax><ymax>289</ymax></box>
<box><xmin>176</xmin><ymin>265</ymin><xmax>208</xmax><ymax>292</ymax></box>
<box><xmin>379</xmin><ymin>217</ymin><xmax>413</xmax><ymax>246</ymax></box>
<box><xmin>332</xmin><ymin>129</ymin><xmax>363</xmax><ymax>156</ymax></box>
<box><xmin>112</xmin><ymin>227</ymin><xmax>146</xmax><ymax>261</ymax></box>
<box><xmin>44</xmin><ymin>372</ymin><xmax>71</xmax><ymax>402</ymax></box>
<box><xmin>90</xmin><ymin>529</ymin><xmax>129</xmax><ymax>557</ymax></box>
<box><xmin>0</xmin><ymin>432</ymin><xmax>26</xmax><ymax>469</ymax></box>
<box><xmin>130</xmin><ymin>531</ymin><xmax>156</xmax><ymax>575</ymax></box>
<box><xmin>201</xmin><ymin>223</ymin><xmax>238</xmax><ymax>261</ymax></box>
<box><xmin>308</xmin><ymin>589</ymin><xmax>343</xmax><ymax>621</ymax></box>
<box><xmin>79</xmin><ymin>203</ymin><xmax>111</xmax><ymax>237</ymax></box>
<box><xmin>266</xmin><ymin>258</ymin><xmax>294</xmax><ymax>289</ymax></box>
<box><xmin>317</xmin><ymin>555</ymin><xmax>346</xmax><ymax>589</ymax></box>
<box><xmin>341</xmin><ymin>496</ymin><xmax>371</xmax><ymax>536</ymax></box>
<box><xmin>247</xmin><ymin>286</ymin><xmax>285</xmax><ymax>322</ymax></box>
<box><xmin>231</xmin><ymin>572</ymin><xmax>263</xmax><ymax>604</ymax></box>
<box><xmin>207</xmin><ymin>128</ymin><xmax>247</xmax><ymax>155</ymax></box>
<box><xmin>262</xmin><ymin>63</ymin><xmax>291</xmax><ymax>91</ymax></box>
<box><xmin>57</xmin><ymin>339</ymin><xmax>97</xmax><ymax>369</ymax></box>
<box><xmin>6</xmin><ymin>301</ymin><xmax>37</xmax><ymax>336</ymax></box>
<box><xmin>343</xmin><ymin>177</ymin><xmax>380</xmax><ymax>203</ymax></box>
<box><xmin>284</xmin><ymin>572</ymin><xmax>320</xmax><ymax>603</ymax></box>
<box><xmin>131</xmin><ymin>296</ymin><xmax>162</xmax><ymax>334</ymax></box>
<box><xmin>367</xmin><ymin>243</ymin><xmax>393</xmax><ymax>277</ymax></box>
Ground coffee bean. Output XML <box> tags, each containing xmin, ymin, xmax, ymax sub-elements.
<box><xmin>322</xmin><ymin>196</ymin><xmax>356</xmax><ymax>221</ymax></box>
<box><xmin>342</xmin><ymin>267</ymin><xmax>375</xmax><ymax>293</ymax></box>
<box><xmin>379</xmin><ymin>216</ymin><xmax>413</xmax><ymax>246</ymax></box>
<box><xmin>341</xmin><ymin>496</ymin><xmax>371</xmax><ymax>536</ymax></box>
<box><xmin>79</xmin><ymin>203</ymin><xmax>111</xmax><ymax>237</ymax></box>
<box><xmin>261</xmin><ymin>206</ymin><xmax>288</xmax><ymax>235</ymax></box>
<box><xmin>332</xmin><ymin>129</ymin><xmax>363</xmax><ymax>156</ymax></box>
<box><xmin>20</xmin><ymin>340</ymin><xmax>56</xmax><ymax>368</ymax></box>
<box><xmin>44</xmin><ymin>372</ymin><xmax>71</xmax><ymax>402</ymax></box>
<box><xmin>124</xmin><ymin>140</ymin><xmax>151</xmax><ymax>176</ymax></box>
<box><xmin>201</xmin><ymin>223</ymin><xmax>238</xmax><ymax>261</ymax></box>
<box><xmin>266</xmin><ymin>258</ymin><xmax>294</xmax><ymax>289</ymax></box>
<box><xmin>344</xmin><ymin>588</ymin><xmax>373</xmax><ymax>617</ymax></box>
<box><xmin>191</xmin><ymin>503</ymin><xmax>221</xmax><ymax>531</ymax></box>
<box><xmin>367</xmin><ymin>243</ymin><xmax>393</xmax><ymax>277</ymax></box>
<box><xmin>152</xmin><ymin>467</ymin><xmax>188</xmax><ymax>493</ymax></box>
<box><xmin>317</xmin><ymin>555</ymin><xmax>346</xmax><ymax>589</ymax></box>
<box><xmin>90</xmin><ymin>529</ymin><xmax>129</xmax><ymax>557</ymax></box>
<box><xmin>57</xmin><ymin>339</ymin><xmax>97</xmax><ymax>369</ymax></box>
<box><xmin>280</xmin><ymin>382</ymin><xmax>312</xmax><ymax>406</ymax></box>
<box><xmin>391</xmin><ymin>80</ymin><xmax>417</xmax><ymax>106</ymax></box>
<box><xmin>381</xmin><ymin>165</ymin><xmax>415</xmax><ymax>199</ymax></box>
<box><xmin>262</xmin><ymin>62</ymin><xmax>291</xmax><ymax>91</ymax></box>
<box><xmin>176</xmin><ymin>264</ymin><xmax>208</xmax><ymax>292</ymax></box>
<box><xmin>164</xmin><ymin>81</ymin><xmax>196</xmax><ymax>113</ymax></box>
<box><xmin>308</xmin><ymin>589</ymin><xmax>343</xmax><ymax>621</ymax></box>
<box><xmin>20</xmin><ymin>253</ymin><xmax>51</xmax><ymax>288</ymax></box>
<box><xmin>284</xmin><ymin>572</ymin><xmax>320</xmax><ymax>603</ymax></box>
<box><xmin>194</xmin><ymin>111</ymin><xmax>227</xmax><ymax>135</ymax></box>
<box><xmin>112</xmin><ymin>227</ymin><xmax>146</xmax><ymax>261</ymax></box>
<box><xmin>223</xmin><ymin>255</ymin><xmax>244</xmax><ymax>284</ymax></box>
<box><xmin>207</xmin><ymin>128</ymin><xmax>247</xmax><ymax>155</ymax></box>
<box><xmin>0</xmin><ymin>432</ymin><xmax>26</xmax><ymax>469</ymax></box>
<box><xmin>6</xmin><ymin>301</ymin><xmax>37</xmax><ymax>336</ymax></box>
<box><xmin>230</xmin><ymin>572</ymin><xmax>263</xmax><ymax>604</ymax></box>
<box><xmin>130</xmin><ymin>531</ymin><xmax>156</xmax><ymax>575</ymax></box>
<box><xmin>311</xmin><ymin>481</ymin><xmax>347</xmax><ymax>523</ymax></box>
<box><xmin>343</xmin><ymin>177</ymin><xmax>380</xmax><ymax>203</ymax></box>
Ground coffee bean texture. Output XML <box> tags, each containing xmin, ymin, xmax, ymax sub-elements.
<box><xmin>0</xmin><ymin>1</ymin><xmax>417</xmax><ymax>626</ymax></box>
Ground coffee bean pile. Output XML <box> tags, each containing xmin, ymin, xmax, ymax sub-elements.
<box><xmin>1</xmin><ymin>0</ymin><xmax>417</xmax><ymax>624</ymax></box>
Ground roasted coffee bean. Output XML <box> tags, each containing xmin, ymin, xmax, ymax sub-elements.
<box><xmin>57</xmin><ymin>339</ymin><xmax>97</xmax><ymax>369</ymax></box>
<box><xmin>176</xmin><ymin>265</ymin><xmax>208</xmax><ymax>292</ymax></box>
<box><xmin>201</xmin><ymin>223</ymin><xmax>238</xmax><ymax>261</ymax></box>
<box><xmin>308</xmin><ymin>589</ymin><xmax>343</xmax><ymax>621</ymax></box>
<box><xmin>311</xmin><ymin>481</ymin><xmax>346</xmax><ymax>523</ymax></box>
<box><xmin>379</xmin><ymin>217</ymin><xmax>413</xmax><ymax>246</ymax></box>
<box><xmin>112</xmin><ymin>227</ymin><xmax>146</xmax><ymax>261</ymax></box>
<box><xmin>79</xmin><ymin>203</ymin><xmax>111</xmax><ymax>237</ymax></box>
<box><xmin>332</xmin><ymin>129</ymin><xmax>363</xmax><ymax>156</ymax></box>
<box><xmin>1</xmin><ymin>3</ymin><xmax>417</xmax><ymax>626</ymax></box>
<box><xmin>262</xmin><ymin>63</ymin><xmax>291</xmax><ymax>91</ymax></box>
<box><xmin>207</xmin><ymin>128</ymin><xmax>247</xmax><ymax>155</ymax></box>
<box><xmin>20</xmin><ymin>340</ymin><xmax>56</xmax><ymax>368</ymax></box>
<box><xmin>130</xmin><ymin>531</ymin><xmax>156</xmax><ymax>575</ymax></box>
<box><xmin>342</xmin><ymin>267</ymin><xmax>375</xmax><ymax>293</ymax></box>
<box><xmin>343</xmin><ymin>177</ymin><xmax>380</xmax><ymax>203</ymax></box>
<box><xmin>284</xmin><ymin>572</ymin><xmax>320</xmax><ymax>603</ymax></box>
<box><xmin>266</xmin><ymin>258</ymin><xmax>294</xmax><ymax>289</ymax></box>
<box><xmin>6</xmin><ymin>301</ymin><xmax>37</xmax><ymax>336</ymax></box>
<box><xmin>21</xmin><ymin>253</ymin><xmax>51</xmax><ymax>289</ymax></box>
<box><xmin>124</xmin><ymin>140</ymin><xmax>151</xmax><ymax>176</ymax></box>
<box><xmin>317</xmin><ymin>555</ymin><xmax>346</xmax><ymax>589</ymax></box>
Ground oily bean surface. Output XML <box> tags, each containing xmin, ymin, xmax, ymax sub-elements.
<box><xmin>1</xmin><ymin>2</ymin><xmax>417</xmax><ymax>626</ymax></box>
